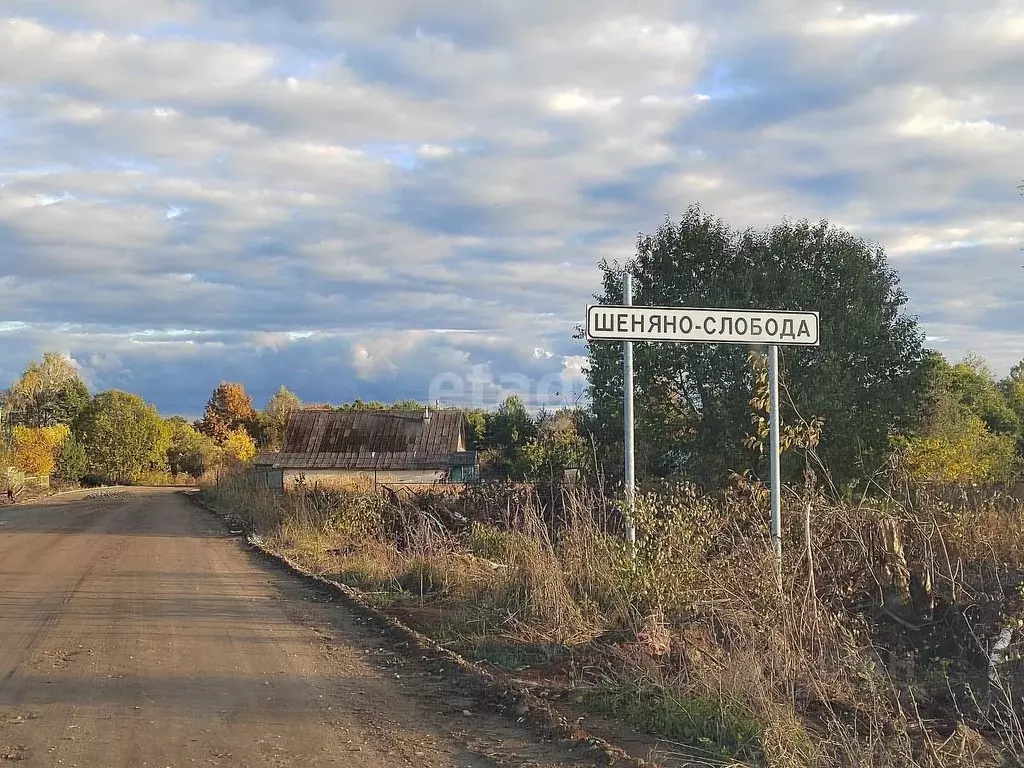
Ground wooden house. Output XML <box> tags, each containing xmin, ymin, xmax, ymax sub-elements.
<box><xmin>252</xmin><ymin>407</ymin><xmax>478</xmax><ymax>490</ymax></box>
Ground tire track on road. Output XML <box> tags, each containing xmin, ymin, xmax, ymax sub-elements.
<box><xmin>0</xmin><ymin>501</ymin><xmax>131</xmax><ymax>688</ymax></box>
<box><xmin>1</xmin><ymin>489</ymin><xmax>606</xmax><ymax>768</ymax></box>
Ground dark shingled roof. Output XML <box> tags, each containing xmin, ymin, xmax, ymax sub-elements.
<box><xmin>271</xmin><ymin>409</ymin><xmax>477</xmax><ymax>470</ymax></box>
<box><xmin>253</xmin><ymin>452</ymin><xmax>279</xmax><ymax>467</ymax></box>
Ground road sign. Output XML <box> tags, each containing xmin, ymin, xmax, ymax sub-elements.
<box><xmin>587</xmin><ymin>305</ymin><xmax>820</xmax><ymax>346</ymax></box>
<box><xmin>588</xmin><ymin>297</ymin><xmax>820</xmax><ymax>590</ymax></box>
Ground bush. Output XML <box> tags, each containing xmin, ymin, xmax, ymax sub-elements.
<box><xmin>55</xmin><ymin>435</ymin><xmax>88</xmax><ymax>484</ymax></box>
<box><xmin>13</xmin><ymin>425</ymin><xmax>69</xmax><ymax>477</ymax></box>
<box><xmin>896</xmin><ymin>418</ymin><xmax>1019</xmax><ymax>483</ymax></box>
<box><xmin>134</xmin><ymin>470</ymin><xmax>192</xmax><ymax>486</ymax></box>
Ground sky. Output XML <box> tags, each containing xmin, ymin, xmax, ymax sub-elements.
<box><xmin>0</xmin><ymin>1</ymin><xmax>1022</xmax><ymax>418</ymax></box>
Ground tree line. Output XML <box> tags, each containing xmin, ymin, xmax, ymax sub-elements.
<box><xmin>0</xmin><ymin>356</ymin><xmax>594</xmax><ymax>490</ymax></box>
<box><xmin>1</xmin><ymin>204</ymin><xmax>1020</xmax><ymax>493</ymax></box>
<box><xmin>0</xmin><ymin>368</ymin><xmax>300</xmax><ymax>487</ymax></box>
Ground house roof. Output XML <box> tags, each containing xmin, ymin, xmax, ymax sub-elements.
<box><xmin>253</xmin><ymin>451</ymin><xmax>279</xmax><ymax>467</ymax></box>
<box><xmin>271</xmin><ymin>409</ymin><xmax>476</xmax><ymax>470</ymax></box>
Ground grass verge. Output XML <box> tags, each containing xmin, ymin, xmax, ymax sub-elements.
<box><xmin>200</xmin><ymin>472</ymin><xmax>1024</xmax><ymax>767</ymax></box>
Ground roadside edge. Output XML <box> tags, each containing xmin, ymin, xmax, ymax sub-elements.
<box><xmin>182</xmin><ymin>489</ymin><xmax>657</xmax><ymax>768</ymax></box>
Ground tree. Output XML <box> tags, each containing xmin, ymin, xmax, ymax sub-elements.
<box><xmin>165</xmin><ymin>417</ymin><xmax>219</xmax><ymax>478</ymax></box>
<box><xmin>585</xmin><ymin>205</ymin><xmax>929</xmax><ymax>489</ymax></box>
<box><xmin>1000</xmin><ymin>359</ymin><xmax>1024</xmax><ymax>447</ymax></box>
<box><xmin>12</xmin><ymin>425</ymin><xmax>69</xmax><ymax>477</ymax></box>
<box><xmin>1007</xmin><ymin>359</ymin><xmax>1023</xmax><ymax>383</ymax></box>
<box><xmin>2</xmin><ymin>353</ymin><xmax>89</xmax><ymax>428</ymax></box>
<box><xmin>197</xmin><ymin>382</ymin><xmax>256</xmax><ymax>443</ymax></box>
<box><xmin>247</xmin><ymin>412</ymin><xmax>271</xmax><ymax>449</ymax></box>
<box><xmin>483</xmin><ymin>395</ymin><xmax>538</xmax><ymax>478</ymax></box>
<box><xmin>522</xmin><ymin>407</ymin><xmax>591</xmax><ymax>482</ymax></box>
<box><xmin>336</xmin><ymin>399</ymin><xmax>385</xmax><ymax>411</ymax></box>
<box><xmin>930</xmin><ymin>354</ymin><xmax>1020</xmax><ymax>436</ymax></box>
<box><xmin>464</xmin><ymin>409</ymin><xmax>488</xmax><ymax>451</ymax></box>
<box><xmin>889</xmin><ymin>352</ymin><xmax>1020</xmax><ymax>484</ymax></box>
<box><xmin>391</xmin><ymin>398</ymin><xmax>424</xmax><ymax>410</ymax></box>
<box><xmin>74</xmin><ymin>391</ymin><xmax>168</xmax><ymax>483</ymax></box>
<box><xmin>222</xmin><ymin>427</ymin><xmax>257</xmax><ymax>464</ymax></box>
<box><xmin>55</xmin><ymin>434</ymin><xmax>88</xmax><ymax>484</ymax></box>
<box><xmin>262</xmin><ymin>386</ymin><xmax>302</xmax><ymax>450</ymax></box>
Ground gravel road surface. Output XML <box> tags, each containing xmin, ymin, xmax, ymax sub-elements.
<box><xmin>0</xmin><ymin>488</ymin><xmax>600</xmax><ymax>767</ymax></box>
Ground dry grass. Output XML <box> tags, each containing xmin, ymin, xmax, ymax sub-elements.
<box><xmin>202</xmin><ymin>471</ymin><xmax>1024</xmax><ymax>767</ymax></box>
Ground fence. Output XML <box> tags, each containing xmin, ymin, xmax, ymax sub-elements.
<box><xmin>2</xmin><ymin>467</ymin><xmax>49</xmax><ymax>492</ymax></box>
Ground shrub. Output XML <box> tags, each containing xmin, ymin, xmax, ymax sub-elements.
<box><xmin>135</xmin><ymin>470</ymin><xmax>191</xmax><ymax>486</ymax></box>
<box><xmin>896</xmin><ymin>417</ymin><xmax>1019</xmax><ymax>483</ymax></box>
<box><xmin>222</xmin><ymin>427</ymin><xmax>256</xmax><ymax>463</ymax></box>
<box><xmin>13</xmin><ymin>424</ymin><xmax>69</xmax><ymax>477</ymax></box>
<box><xmin>55</xmin><ymin>434</ymin><xmax>87</xmax><ymax>484</ymax></box>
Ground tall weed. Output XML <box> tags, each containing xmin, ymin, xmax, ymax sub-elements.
<box><xmin>201</xmin><ymin>470</ymin><xmax>1024</xmax><ymax>766</ymax></box>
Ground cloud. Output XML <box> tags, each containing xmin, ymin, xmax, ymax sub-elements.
<box><xmin>0</xmin><ymin>0</ymin><xmax>1021</xmax><ymax>419</ymax></box>
<box><xmin>804</xmin><ymin>12</ymin><xmax>918</xmax><ymax>36</ymax></box>
<box><xmin>0</xmin><ymin>17</ymin><xmax>274</xmax><ymax>100</ymax></box>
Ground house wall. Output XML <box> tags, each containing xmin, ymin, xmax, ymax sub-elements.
<box><xmin>282</xmin><ymin>468</ymin><xmax>446</xmax><ymax>488</ymax></box>
<box><xmin>449</xmin><ymin>464</ymin><xmax>478</xmax><ymax>482</ymax></box>
<box><xmin>251</xmin><ymin>468</ymin><xmax>283</xmax><ymax>491</ymax></box>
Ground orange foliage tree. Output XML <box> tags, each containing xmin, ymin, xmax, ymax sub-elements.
<box><xmin>197</xmin><ymin>382</ymin><xmax>257</xmax><ymax>443</ymax></box>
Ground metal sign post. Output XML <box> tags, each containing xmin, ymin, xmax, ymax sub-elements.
<box><xmin>768</xmin><ymin>344</ymin><xmax>782</xmax><ymax>587</ymax></box>
<box><xmin>587</xmin><ymin>302</ymin><xmax>820</xmax><ymax>578</ymax></box>
<box><xmin>622</xmin><ymin>274</ymin><xmax>637</xmax><ymax>545</ymax></box>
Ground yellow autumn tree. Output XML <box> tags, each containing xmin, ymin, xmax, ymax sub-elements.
<box><xmin>898</xmin><ymin>416</ymin><xmax>1017</xmax><ymax>484</ymax></box>
<box><xmin>897</xmin><ymin>353</ymin><xmax>1021</xmax><ymax>484</ymax></box>
<box><xmin>12</xmin><ymin>425</ymin><xmax>70</xmax><ymax>477</ymax></box>
<box><xmin>222</xmin><ymin>427</ymin><xmax>256</xmax><ymax>463</ymax></box>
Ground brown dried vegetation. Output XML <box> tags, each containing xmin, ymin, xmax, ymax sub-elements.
<box><xmin>204</xmin><ymin>470</ymin><xmax>1024</xmax><ymax>767</ymax></box>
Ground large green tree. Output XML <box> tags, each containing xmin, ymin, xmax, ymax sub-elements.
<box><xmin>929</xmin><ymin>354</ymin><xmax>1020</xmax><ymax>436</ymax></box>
<box><xmin>165</xmin><ymin>416</ymin><xmax>219</xmax><ymax>478</ymax></box>
<box><xmin>2</xmin><ymin>352</ymin><xmax>89</xmax><ymax>429</ymax></box>
<box><xmin>261</xmin><ymin>386</ymin><xmax>302</xmax><ymax>451</ymax></box>
<box><xmin>74</xmin><ymin>391</ymin><xmax>169</xmax><ymax>483</ymax></box>
<box><xmin>999</xmin><ymin>358</ymin><xmax>1024</xmax><ymax>453</ymax></box>
<box><xmin>585</xmin><ymin>205</ymin><xmax>929</xmax><ymax>489</ymax></box>
<box><xmin>483</xmin><ymin>395</ymin><xmax>538</xmax><ymax>478</ymax></box>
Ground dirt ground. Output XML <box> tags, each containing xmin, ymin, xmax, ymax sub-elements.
<box><xmin>0</xmin><ymin>487</ymin><xmax>608</xmax><ymax>767</ymax></box>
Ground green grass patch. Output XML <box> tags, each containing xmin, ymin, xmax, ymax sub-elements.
<box><xmin>582</xmin><ymin>685</ymin><xmax>765</xmax><ymax>763</ymax></box>
<box><xmin>465</xmin><ymin>640</ymin><xmax>568</xmax><ymax>670</ymax></box>
<box><xmin>467</xmin><ymin>523</ymin><xmax>516</xmax><ymax>561</ymax></box>
<box><xmin>332</xmin><ymin>566</ymin><xmax>394</xmax><ymax>592</ymax></box>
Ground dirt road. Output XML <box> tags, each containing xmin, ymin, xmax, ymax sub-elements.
<box><xmin>0</xmin><ymin>488</ymin><xmax>600</xmax><ymax>767</ymax></box>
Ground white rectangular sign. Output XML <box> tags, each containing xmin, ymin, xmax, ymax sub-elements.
<box><xmin>587</xmin><ymin>305</ymin><xmax>820</xmax><ymax>346</ymax></box>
